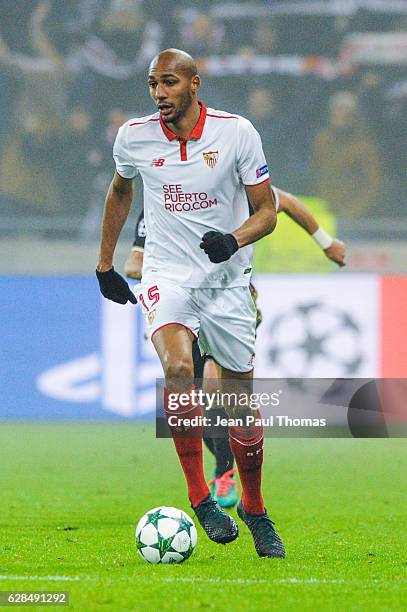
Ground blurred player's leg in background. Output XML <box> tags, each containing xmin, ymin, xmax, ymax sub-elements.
<box><xmin>201</xmin><ymin>358</ymin><xmax>238</xmax><ymax>508</ymax></box>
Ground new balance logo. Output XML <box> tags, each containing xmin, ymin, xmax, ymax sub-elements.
<box><xmin>151</xmin><ymin>158</ymin><xmax>165</xmax><ymax>167</ymax></box>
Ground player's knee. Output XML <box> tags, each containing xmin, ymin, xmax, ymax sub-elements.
<box><xmin>202</xmin><ymin>359</ymin><xmax>220</xmax><ymax>395</ymax></box>
<box><xmin>165</xmin><ymin>359</ymin><xmax>194</xmax><ymax>391</ymax></box>
<box><xmin>227</xmin><ymin>406</ymin><xmax>263</xmax><ymax>442</ymax></box>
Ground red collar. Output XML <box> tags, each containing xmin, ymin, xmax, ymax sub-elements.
<box><xmin>159</xmin><ymin>101</ymin><xmax>207</xmax><ymax>142</ymax></box>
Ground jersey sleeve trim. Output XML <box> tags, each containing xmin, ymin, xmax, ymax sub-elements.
<box><xmin>116</xmin><ymin>170</ymin><xmax>133</xmax><ymax>180</ymax></box>
<box><xmin>129</xmin><ymin>118</ymin><xmax>159</xmax><ymax>126</ymax></box>
<box><xmin>113</xmin><ymin>124</ymin><xmax>138</xmax><ymax>178</ymax></box>
<box><xmin>206</xmin><ymin>113</ymin><xmax>238</xmax><ymax>119</ymax></box>
<box><xmin>236</xmin><ymin>117</ymin><xmax>270</xmax><ymax>186</ymax></box>
<box><xmin>243</xmin><ymin>177</ymin><xmax>270</xmax><ymax>187</ymax></box>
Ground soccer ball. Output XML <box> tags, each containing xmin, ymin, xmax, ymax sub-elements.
<box><xmin>135</xmin><ymin>506</ymin><xmax>197</xmax><ymax>564</ymax></box>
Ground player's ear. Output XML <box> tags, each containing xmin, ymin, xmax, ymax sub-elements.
<box><xmin>191</xmin><ymin>75</ymin><xmax>201</xmax><ymax>94</ymax></box>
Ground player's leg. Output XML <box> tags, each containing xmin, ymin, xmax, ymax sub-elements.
<box><xmin>133</xmin><ymin>280</ymin><xmax>238</xmax><ymax>544</ymax></box>
<box><xmin>152</xmin><ymin>324</ymin><xmax>208</xmax><ymax>505</ymax></box>
<box><xmin>133</xmin><ymin>281</ymin><xmax>208</xmax><ymax>505</ymax></box>
<box><xmin>203</xmin><ymin>359</ymin><xmax>235</xmax><ymax>477</ymax></box>
<box><xmin>195</xmin><ymin>345</ymin><xmax>239</xmax><ymax>508</ymax></box>
<box><xmin>193</xmin><ymin>342</ymin><xmax>230</xmax><ymax>470</ymax></box>
<box><xmin>218</xmin><ymin>367</ymin><xmax>265</xmax><ymax>513</ymax></box>
<box><xmin>202</xmin><ymin>358</ymin><xmax>238</xmax><ymax>508</ymax></box>
<box><xmin>191</xmin><ymin>340</ymin><xmax>215</xmax><ymax>449</ymax></box>
<box><xmin>199</xmin><ymin>286</ymin><xmax>285</xmax><ymax>557</ymax></box>
<box><xmin>203</xmin><ymin>283</ymin><xmax>261</xmax><ymax>506</ymax></box>
<box><xmin>219</xmin><ymin>364</ymin><xmax>285</xmax><ymax>558</ymax></box>
<box><xmin>199</xmin><ymin>288</ymin><xmax>264</xmax><ymax>514</ymax></box>
<box><xmin>198</xmin><ymin>288</ymin><xmax>263</xmax><ymax>511</ymax></box>
<box><xmin>192</xmin><ymin>341</ymin><xmax>218</xmax><ymax>458</ymax></box>
<box><xmin>152</xmin><ymin>324</ymin><xmax>238</xmax><ymax>544</ymax></box>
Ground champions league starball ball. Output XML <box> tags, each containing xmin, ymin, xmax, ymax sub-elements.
<box><xmin>135</xmin><ymin>507</ymin><xmax>198</xmax><ymax>564</ymax></box>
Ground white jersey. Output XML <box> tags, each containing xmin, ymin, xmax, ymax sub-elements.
<box><xmin>113</xmin><ymin>101</ymin><xmax>270</xmax><ymax>288</ymax></box>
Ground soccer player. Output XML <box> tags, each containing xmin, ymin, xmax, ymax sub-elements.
<box><xmin>96</xmin><ymin>48</ymin><xmax>282</xmax><ymax>557</ymax></box>
<box><xmin>123</xmin><ymin>190</ymin><xmax>346</xmax><ymax>508</ymax></box>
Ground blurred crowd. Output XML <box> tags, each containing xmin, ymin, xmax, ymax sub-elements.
<box><xmin>0</xmin><ymin>0</ymin><xmax>406</xmax><ymax>232</ymax></box>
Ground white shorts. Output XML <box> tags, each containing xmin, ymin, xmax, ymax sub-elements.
<box><xmin>133</xmin><ymin>281</ymin><xmax>257</xmax><ymax>372</ymax></box>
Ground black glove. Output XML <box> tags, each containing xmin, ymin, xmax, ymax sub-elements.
<box><xmin>96</xmin><ymin>267</ymin><xmax>137</xmax><ymax>305</ymax></box>
<box><xmin>199</xmin><ymin>231</ymin><xmax>239</xmax><ymax>263</ymax></box>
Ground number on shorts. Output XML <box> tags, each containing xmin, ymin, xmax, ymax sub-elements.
<box><xmin>148</xmin><ymin>285</ymin><xmax>160</xmax><ymax>307</ymax></box>
<box><xmin>139</xmin><ymin>293</ymin><xmax>149</xmax><ymax>311</ymax></box>
<box><xmin>139</xmin><ymin>285</ymin><xmax>160</xmax><ymax>311</ymax></box>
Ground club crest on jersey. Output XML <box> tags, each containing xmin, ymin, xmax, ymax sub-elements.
<box><xmin>203</xmin><ymin>150</ymin><xmax>219</xmax><ymax>169</ymax></box>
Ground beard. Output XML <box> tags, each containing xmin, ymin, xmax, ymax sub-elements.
<box><xmin>162</xmin><ymin>91</ymin><xmax>195</xmax><ymax>125</ymax></box>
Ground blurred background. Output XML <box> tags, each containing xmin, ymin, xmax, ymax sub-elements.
<box><xmin>1</xmin><ymin>0</ymin><xmax>407</xmax><ymax>419</ymax></box>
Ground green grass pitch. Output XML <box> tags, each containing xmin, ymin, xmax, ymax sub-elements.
<box><xmin>0</xmin><ymin>423</ymin><xmax>406</xmax><ymax>611</ymax></box>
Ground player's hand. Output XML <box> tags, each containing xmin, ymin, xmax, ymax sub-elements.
<box><xmin>324</xmin><ymin>239</ymin><xmax>346</xmax><ymax>267</ymax></box>
<box><xmin>96</xmin><ymin>267</ymin><xmax>137</xmax><ymax>304</ymax></box>
<box><xmin>200</xmin><ymin>231</ymin><xmax>239</xmax><ymax>263</ymax></box>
